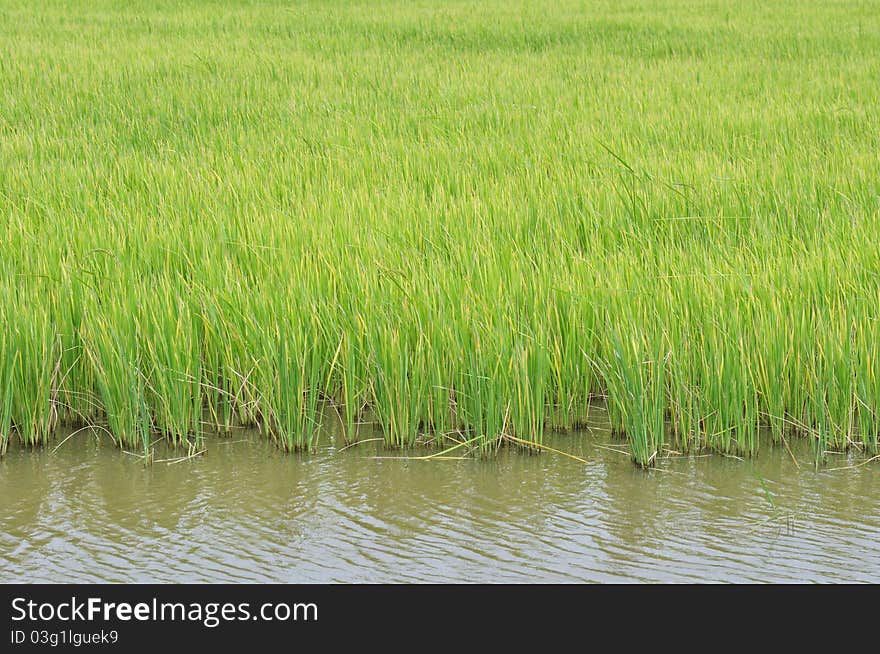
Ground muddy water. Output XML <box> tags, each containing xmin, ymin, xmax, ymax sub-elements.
<box><xmin>1</xmin><ymin>424</ymin><xmax>878</xmax><ymax>583</ymax></box>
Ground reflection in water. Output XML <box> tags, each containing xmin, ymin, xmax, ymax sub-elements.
<box><xmin>1</xmin><ymin>425</ymin><xmax>878</xmax><ymax>583</ymax></box>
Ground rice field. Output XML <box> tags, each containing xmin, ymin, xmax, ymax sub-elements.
<box><xmin>1</xmin><ymin>0</ymin><xmax>878</xmax><ymax>466</ymax></box>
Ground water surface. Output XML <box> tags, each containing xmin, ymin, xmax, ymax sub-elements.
<box><xmin>1</xmin><ymin>424</ymin><xmax>878</xmax><ymax>583</ymax></box>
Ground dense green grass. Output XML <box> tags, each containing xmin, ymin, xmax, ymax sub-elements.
<box><xmin>1</xmin><ymin>0</ymin><xmax>879</xmax><ymax>465</ymax></box>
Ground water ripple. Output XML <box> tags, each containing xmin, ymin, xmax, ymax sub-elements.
<box><xmin>1</xmin><ymin>431</ymin><xmax>878</xmax><ymax>583</ymax></box>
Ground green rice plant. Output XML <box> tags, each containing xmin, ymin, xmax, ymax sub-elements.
<box><xmin>0</xmin><ymin>305</ymin><xmax>15</xmax><ymax>456</ymax></box>
<box><xmin>50</xmin><ymin>259</ymin><xmax>100</xmax><ymax>425</ymax></box>
<box><xmin>138</xmin><ymin>288</ymin><xmax>203</xmax><ymax>446</ymax></box>
<box><xmin>197</xmin><ymin>293</ymin><xmax>238</xmax><ymax>434</ymax></box>
<box><xmin>367</xmin><ymin>319</ymin><xmax>429</xmax><ymax>449</ymax></box>
<box><xmin>252</xmin><ymin>290</ymin><xmax>327</xmax><ymax>452</ymax></box>
<box><xmin>545</xmin><ymin>284</ymin><xmax>599</xmax><ymax>430</ymax></box>
<box><xmin>451</xmin><ymin>319</ymin><xmax>508</xmax><ymax>454</ymax></box>
<box><xmin>8</xmin><ymin>296</ymin><xmax>59</xmax><ymax>448</ymax></box>
<box><xmin>0</xmin><ymin>0</ymin><xmax>877</xmax><ymax>467</ymax></box>
<box><xmin>593</xmin><ymin>302</ymin><xmax>667</xmax><ymax>467</ymax></box>
<box><xmin>505</xmin><ymin>336</ymin><xmax>548</xmax><ymax>448</ymax></box>
<box><xmin>854</xmin><ymin>304</ymin><xmax>880</xmax><ymax>453</ymax></box>
<box><xmin>337</xmin><ymin>316</ymin><xmax>371</xmax><ymax>444</ymax></box>
<box><xmin>82</xmin><ymin>302</ymin><xmax>148</xmax><ymax>452</ymax></box>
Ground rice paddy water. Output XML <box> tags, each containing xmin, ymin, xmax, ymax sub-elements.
<box><xmin>1</xmin><ymin>425</ymin><xmax>878</xmax><ymax>583</ymax></box>
<box><xmin>1</xmin><ymin>1</ymin><xmax>879</xmax><ymax>467</ymax></box>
